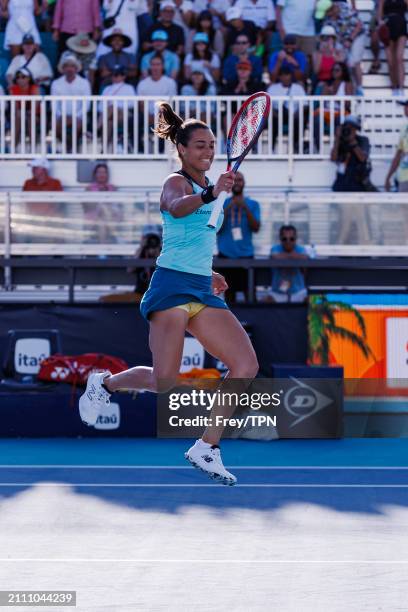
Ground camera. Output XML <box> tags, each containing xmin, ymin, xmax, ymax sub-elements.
<box><xmin>340</xmin><ymin>124</ymin><xmax>353</xmax><ymax>141</ymax></box>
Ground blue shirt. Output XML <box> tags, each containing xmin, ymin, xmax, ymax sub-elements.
<box><xmin>268</xmin><ymin>50</ymin><xmax>307</xmax><ymax>75</ymax></box>
<box><xmin>140</xmin><ymin>50</ymin><xmax>180</xmax><ymax>77</ymax></box>
<box><xmin>217</xmin><ymin>197</ymin><xmax>260</xmax><ymax>258</ymax></box>
<box><xmin>156</xmin><ymin>174</ymin><xmax>223</xmax><ymax>276</ymax></box>
<box><xmin>270</xmin><ymin>244</ymin><xmax>307</xmax><ymax>294</ymax></box>
<box><xmin>222</xmin><ymin>54</ymin><xmax>263</xmax><ymax>83</ymax></box>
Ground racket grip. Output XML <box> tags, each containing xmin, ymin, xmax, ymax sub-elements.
<box><xmin>207</xmin><ymin>191</ymin><xmax>228</xmax><ymax>228</ymax></box>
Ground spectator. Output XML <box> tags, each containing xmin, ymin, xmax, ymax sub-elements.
<box><xmin>8</xmin><ymin>67</ymin><xmax>39</xmax><ymax>150</ymax></box>
<box><xmin>269</xmin><ymin>33</ymin><xmax>307</xmax><ymax>84</ymax></box>
<box><xmin>222</xmin><ymin>33</ymin><xmax>263</xmax><ymax>83</ymax></box>
<box><xmin>6</xmin><ymin>33</ymin><xmax>53</xmax><ymax>91</ymax></box>
<box><xmin>84</xmin><ymin>162</ymin><xmax>120</xmax><ymax>243</ymax></box>
<box><xmin>234</xmin><ymin>0</ymin><xmax>275</xmax><ymax>31</ymax></box>
<box><xmin>193</xmin><ymin>0</ymin><xmax>231</xmax><ymax>29</ymax></box>
<box><xmin>217</xmin><ymin>172</ymin><xmax>261</xmax><ymax>303</ymax></box>
<box><xmin>2</xmin><ymin>0</ymin><xmax>41</xmax><ymax>57</ymax></box>
<box><xmin>52</xmin><ymin>0</ymin><xmax>102</xmax><ymax>58</ymax></box>
<box><xmin>378</xmin><ymin>0</ymin><xmax>408</xmax><ymax>95</ymax></box>
<box><xmin>186</xmin><ymin>10</ymin><xmax>225</xmax><ymax>58</ymax></box>
<box><xmin>140</xmin><ymin>30</ymin><xmax>180</xmax><ymax>79</ymax></box>
<box><xmin>184</xmin><ymin>32</ymin><xmax>221</xmax><ymax>85</ymax></box>
<box><xmin>22</xmin><ymin>158</ymin><xmax>64</xmax><ymax>238</ymax></box>
<box><xmin>267</xmin><ymin>66</ymin><xmax>306</xmax><ymax>152</ymax></box>
<box><xmin>385</xmin><ymin>100</ymin><xmax>408</xmax><ymax>192</ymax></box>
<box><xmin>268</xmin><ymin>225</ymin><xmax>308</xmax><ymax>303</ymax></box>
<box><xmin>171</xmin><ymin>0</ymin><xmax>196</xmax><ymax>41</ymax></box>
<box><xmin>180</xmin><ymin>66</ymin><xmax>217</xmax><ymax>96</ymax></box>
<box><xmin>225</xmin><ymin>6</ymin><xmax>258</xmax><ymax>50</ymax></box>
<box><xmin>323</xmin><ymin>1</ymin><xmax>366</xmax><ymax>93</ymax></box>
<box><xmin>129</xmin><ymin>225</ymin><xmax>163</xmax><ymax>297</ymax></box>
<box><xmin>312</xmin><ymin>25</ymin><xmax>344</xmax><ymax>91</ymax></box>
<box><xmin>276</xmin><ymin>0</ymin><xmax>316</xmax><ymax>58</ymax></box>
<box><xmin>99</xmin><ymin>67</ymin><xmax>135</xmax><ymax>149</ymax></box>
<box><xmin>221</xmin><ymin>57</ymin><xmax>264</xmax><ymax>94</ymax></box>
<box><xmin>100</xmin><ymin>0</ymin><xmax>149</xmax><ymax>57</ymax></box>
<box><xmin>136</xmin><ymin>53</ymin><xmax>177</xmax><ymax>114</ymax></box>
<box><xmin>331</xmin><ymin>115</ymin><xmax>372</xmax><ymax>244</ymax></box>
<box><xmin>50</xmin><ymin>52</ymin><xmax>91</xmax><ymax>148</ymax></box>
<box><xmin>66</xmin><ymin>32</ymin><xmax>97</xmax><ymax>87</ymax></box>
<box><xmin>98</xmin><ymin>29</ymin><xmax>137</xmax><ymax>89</ymax></box>
<box><xmin>144</xmin><ymin>1</ymin><xmax>185</xmax><ymax>56</ymax></box>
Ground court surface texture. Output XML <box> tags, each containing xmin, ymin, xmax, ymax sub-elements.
<box><xmin>0</xmin><ymin>438</ymin><xmax>407</xmax><ymax>612</ymax></box>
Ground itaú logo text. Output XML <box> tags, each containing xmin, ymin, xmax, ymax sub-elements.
<box><xmin>14</xmin><ymin>338</ymin><xmax>51</xmax><ymax>374</ymax></box>
<box><xmin>284</xmin><ymin>378</ymin><xmax>333</xmax><ymax>427</ymax></box>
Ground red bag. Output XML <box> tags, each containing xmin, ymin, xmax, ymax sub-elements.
<box><xmin>37</xmin><ymin>353</ymin><xmax>128</xmax><ymax>386</ymax></box>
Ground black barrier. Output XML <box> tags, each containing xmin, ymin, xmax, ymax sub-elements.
<box><xmin>157</xmin><ymin>378</ymin><xmax>343</xmax><ymax>439</ymax></box>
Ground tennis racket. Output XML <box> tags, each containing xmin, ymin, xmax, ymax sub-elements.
<box><xmin>207</xmin><ymin>91</ymin><xmax>271</xmax><ymax>228</ymax></box>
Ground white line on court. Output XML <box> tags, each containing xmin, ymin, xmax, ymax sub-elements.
<box><xmin>0</xmin><ymin>466</ymin><xmax>408</xmax><ymax>470</ymax></box>
<box><xmin>1</xmin><ymin>559</ymin><xmax>408</xmax><ymax>564</ymax></box>
<box><xmin>0</xmin><ymin>483</ymin><xmax>407</xmax><ymax>488</ymax></box>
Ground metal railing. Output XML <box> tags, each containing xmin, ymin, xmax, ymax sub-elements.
<box><xmin>0</xmin><ymin>95</ymin><xmax>406</xmax><ymax>159</ymax></box>
<box><xmin>1</xmin><ymin>190</ymin><xmax>408</xmax><ymax>257</ymax></box>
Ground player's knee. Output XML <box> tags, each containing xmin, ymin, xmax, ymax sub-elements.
<box><xmin>229</xmin><ymin>354</ymin><xmax>259</xmax><ymax>379</ymax></box>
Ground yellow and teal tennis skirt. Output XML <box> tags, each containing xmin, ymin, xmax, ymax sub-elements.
<box><xmin>140</xmin><ymin>266</ymin><xmax>229</xmax><ymax>321</ymax></box>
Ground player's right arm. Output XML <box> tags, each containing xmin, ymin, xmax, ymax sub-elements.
<box><xmin>161</xmin><ymin>173</ymin><xmax>235</xmax><ymax>218</ymax></box>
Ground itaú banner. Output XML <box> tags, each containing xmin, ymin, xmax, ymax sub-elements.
<box><xmin>310</xmin><ymin>294</ymin><xmax>408</xmax><ymax>396</ymax></box>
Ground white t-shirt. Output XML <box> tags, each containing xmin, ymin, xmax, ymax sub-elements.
<box><xmin>234</xmin><ymin>0</ymin><xmax>276</xmax><ymax>29</ymax></box>
<box><xmin>100</xmin><ymin>82</ymin><xmax>135</xmax><ymax>110</ymax></box>
<box><xmin>267</xmin><ymin>81</ymin><xmax>305</xmax><ymax>111</ymax></box>
<box><xmin>277</xmin><ymin>0</ymin><xmax>316</xmax><ymax>37</ymax></box>
<box><xmin>50</xmin><ymin>75</ymin><xmax>92</xmax><ymax>116</ymax></box>
<box><xmin>136</xmin><ymin>76</ymin><xmax>178</xmax><ymax>113</ymax></box>
<box><xmin>184</xmin><ymin>52</ymin><xmax>221</xmax><ymax>84</ymax></box>
<box><xmin>6</xmin><ymin>52</ymin><xmax>53</xmax><ymax>83</ymax></box>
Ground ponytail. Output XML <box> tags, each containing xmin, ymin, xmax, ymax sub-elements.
<box><xmin>154</xmin><ymin>101</ymin><xmax>209</xmax><ymax>148</ymax></box>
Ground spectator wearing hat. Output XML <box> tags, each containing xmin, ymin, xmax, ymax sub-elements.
<box><xmin>52</xmin><ymin>0</ymin><xmax>102</xmax><ymax>58</ymax></box>
<box><xmin>2</xmin><ymin>0</ymin><xmax>41</xmax><ymax>57</ymax></box>
<box><xmin>22</xmin><ymin>158</ymin><xmax>64</xmax><ymax>236</ymax></box>
<box><xmin>98</xmin><ymin>29</ymin><xmax>137</xmax><ymax>89</ymax></box>
<box><xmin>186</xmin><ymin>10</ymin><xmax>225</xmax><ymax>58</ymax></box>
<box><xmin>143</xmin><ymin>1</ymin><xmax>185</xmax><ymax>56</ymax></box>
<box><xmin>267</xmin><ymin>66</ymin><xmax>306</xmax><ymax>152</ymax></box>
<box><xmin>140</xmin><ymin>30</ymin><xmax>180</xmax><ymax>79</ymax></box>
<box><xmin>276</xmin><ymin>0</ymin><xmax>316</xmax><ymax>58</ymax></box>
<box><xmin>101</xmin><ymin>0</ymin><xmax>149</xmax><ymax>57</ymax></box>
<box><xmin>269</xmin><ymin>34</ymin><xmax>307</xmax><ymax>84</ymax></box>
<box><xmin>312</xmin><ymin>25</ymin><xmax>345</xmax><ymax>90</ymax></box>
<box><xmin>66</xmin><ymin>32</ymin><xmax>98</xmax><ymax>88</ymax></box>
<box><xmin>222</xmin><ymin>32</ymin><xmax>263</xmax><ymax>83</ymax></box>
<box><xmin>323</xmin><ymin>1</ymin><xmax>366</xmax><ymax>93</ymax></box>
<box><xmin>6</xmin><ymin>33</ymin><xmax>53</xmax><ymax>91</ymax></box>
<box><xmin>8</xmin><ymin>67</ymin><xmax>40</xmax><ymax>150</ymax></box>
<box><xmin>385</xmin><ymin>101</ymin><xmax>408</xmax><ymax>193</ymax></box>
<box><xmin>221</xmin><ymin>57</ymin><xmax>264</xmax><ymax>94</ymax></box>
<box><xmin>51</xmin><ymin>52</ymin><xmax>91</xmax><ymax>147</ymax></box>
<box><xmin>180</xmin><ymin>67</ymin><xmax>217</xmax><ymax>119</ymax></box>
<box><xmin>184</xmin><ymin>32</ymin><xmax>221</xmax><ymax>84</ymax></box>
<box><xmin>225</xmin><ymin>6</ymin><xmax>258</xmax><ymax>51</ymax></box>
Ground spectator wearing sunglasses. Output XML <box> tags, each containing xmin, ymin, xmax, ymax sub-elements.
<box><xmin>267</xmin><ymin>225</ymin><xmax>308</xmax><ymax>303</ymax></box>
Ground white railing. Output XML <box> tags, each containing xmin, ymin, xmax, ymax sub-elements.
<box><xmin>1</xmin><ymin>190</ymin><xmax>408</xmax><ymax>257</ymax></box>
<box><xmin>0</xmin><ymin>95</ymin><xmax>406</xmax><ymax>160</ymax></box>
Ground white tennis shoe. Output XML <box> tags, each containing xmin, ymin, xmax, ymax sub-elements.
<box><xmin>79</xmin><ymin>371</ymin><xmax>112</xmax><ymax>426</ymax></box>
<box><xmin>185</xmin><ymin>440</ymin><xmax>237</xmax><ymax>486</ymax></box>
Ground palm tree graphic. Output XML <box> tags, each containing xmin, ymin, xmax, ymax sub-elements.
<box><xmin>308</xmin><ymin>295</ymin><xmax>375</xmax><ymax>366</ymax></box>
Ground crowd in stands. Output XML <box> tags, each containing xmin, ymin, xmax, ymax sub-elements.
<box><xmin>0</xmin><ymin>0</ymin><xmax>406</xmax><ymax>103</ymax></box>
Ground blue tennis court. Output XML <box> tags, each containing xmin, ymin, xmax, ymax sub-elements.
<box><xmin>0</xmin><ymin>438</ymin><xmax>407</xmax><ymax>611</ymax></box>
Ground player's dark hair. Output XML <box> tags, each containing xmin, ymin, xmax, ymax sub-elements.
<box><xmin>279</xmin><ymin>224</ymin><xmax>297</xmax><ymax>237</ymax></box>
<box><xmin>154</xmin><ymin>102</ymin><xmax>209</xmax><ymax>146</ymax></box>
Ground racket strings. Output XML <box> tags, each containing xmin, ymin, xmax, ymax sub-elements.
<box><xmin>229</xmin><ymin>98</ymin><xmax>268</xmax><ymax>159</ymax></box>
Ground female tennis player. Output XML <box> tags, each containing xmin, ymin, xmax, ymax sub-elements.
<box><xmin>79</xmin><ymin>102</ymin><xmax>259</xmax><ymax>485</ymax></box>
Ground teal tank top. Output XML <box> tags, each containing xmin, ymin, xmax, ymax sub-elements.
<box><xmin>156</xmin><ymin>171</ymin><xmax>224</xmax><ymax>277</ymax></box>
